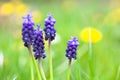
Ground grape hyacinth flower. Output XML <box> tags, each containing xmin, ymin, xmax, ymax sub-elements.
<box><xmin>66</xmin><ymin>37</ymin><xmax>79</xmax><ymax>80</ymax></box>
<box><xmin>33</xmin><ymin>25</ymin><xmax>46</xmax><ymax>59</ymax></box>
<box><xmin>22</xmin><ymin>14</ymin><xmax>41</xmax><ymax>80</ymax></box>
<box><xmin>66</xmin><ymin>37</ymin><xmax>79</xmax><ymax>61</ymax></box>
<box><xmin>33</xmin><ymin>25</ymin><xmax>46</xmax><ymax>80</ymax></box>
<box><xmin>44</xmin><ymin>14</ymin><xmax>56</xmax><ymax>41</ymax></box>
<box><xmin>22</xmin><ymin>14</ymin><xmax>35</xmax><ymax>47</ymax></box>
<box><xmin>44</xmin><ymin>14</ymin><xmax>56</xmax><ymax>80</ymax></box>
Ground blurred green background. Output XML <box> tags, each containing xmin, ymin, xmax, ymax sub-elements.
<box><xmin>0</xmin><ymin>0</ymin><xmax>120</xmax><ymax>80</ymax></box>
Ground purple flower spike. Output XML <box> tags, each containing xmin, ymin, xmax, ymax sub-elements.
<box><xmin>33</xmin><ymin>25</ymin><xmax>46</xmax><ymax>59</ymax></box>
<box><xmin>66</xmin><ymin>37</ymin><xmax>79</xmax><ymax>60</ymax></box>
<box><xmin>22</xmin><ymin>14</ymin><xmax>35</xmax><ymax>47</ymax></box>
<box><xmin>44</xmin><ymin>14</ymin><xmax>56</xmax><ymax>41</ymax></box>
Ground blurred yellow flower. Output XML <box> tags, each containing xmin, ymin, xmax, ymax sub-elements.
<box><xmin>104</xmin><ymin>8</ymin><xmax>120</xmax><ymax>26</ymax></box>
<box><xmin>0</xmin><ymin>0</ymin><xmax>29</xmax><ymax>17</ymax></box>
<box><xmin>0</xmin><ymin>2</ymin><xmax>14</xmax><ymax>16</ymax></box>
<box><xmin>15</xmin><ymin>2</ymin><xmax>28</xmax><ymax>16</ymax></box>
<box><xmin>32</xmin><ymin>11</ymin><xmax>42</xmax><ymax>23</ymax></box>
<box><xmin>80</xmin><ymin>27</ymin><xmax>102</xmax><ymax>43</ymax></box>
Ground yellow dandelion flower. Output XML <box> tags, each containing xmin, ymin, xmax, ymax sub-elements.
<box><xmin>15</xmin><ymin>2</ymin><xmax>28</xmax><ymax>16</ymax></box>
<box><xmin>32</xmin><ymin>11</ymin><xmax>42</xmax><ymax>23</ymax></box>
<box><xmin>80</xmin><ymin>27</ymin><xmax>102</xmax><ymax>43</ymax></box>
<box><xmin>0</xmin><ymin>2</ymin><xmax>14</xmax><ymax>16</ymax></box>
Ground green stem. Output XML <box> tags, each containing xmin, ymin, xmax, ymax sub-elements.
<box><xmin>48</xmin><ymin>39</ymin><xmax>53</xmax><ymax>80</ymax></box>
<box><xmin>116</xmin><ymin>65</ymin><xmax>120</xmax><ymax>80</ymax></box>
<box><xmin>30</xmin><ymin>56</ymin><xmax>34</xmax><ymax>80</ymax></box>
<box><xmin>88</xmin><ymin>28</ymin><xmax>94</xmax><ymax>80</ymax></box>
<box><xmin>27</xmin><ymin>44</ymin><xmax>41</xmax><ymax>80</ymax></box>
<box><xmin>38</xmin><ymin>58</ymin><xmax>46</xmax><ymax>80</ymax></box>
<box><xmin>67</xmin><ymin>59</ymin><xmax>71</xmax><ymax>80</ymax></box>
<box><xmin>76</xmin><ymin>60</ymin><xmax>81</xmax><ymax>80</ymax></box>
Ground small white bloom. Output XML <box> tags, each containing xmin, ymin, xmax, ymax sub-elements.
<box><xmin>0</xmin><ymin>51</ymin><xmax>4</xmax><ymax>67</ymax></box>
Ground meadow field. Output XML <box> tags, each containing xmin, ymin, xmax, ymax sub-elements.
<box><xmin>0</xmin><ymin>0</ymin><xmax>120</xmax><ymax>80</ymax></box>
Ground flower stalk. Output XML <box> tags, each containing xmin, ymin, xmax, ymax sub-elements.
<box><xmin>30</xmin><ymin>55</ymin><xmax>34</xmax><ymax>80</ymax></box>
<box><xmin>38</xmin><ymin>58</ymin><xmax>46</xmax><ymax>80</ymax></box>
<box><xmin>116</xmin><ymin>65</ymin><xmax>120</xmax><ymax>80</ymax></box>
<box><xmin>67</xmin><ymin>59</ymin><xmax>71</xmax><ymax>80</ymax></box>
<box><xmin>27</xmin><ymin>44</ymin><xmax>41</xmax><ymax>80</ymax></box>
<box><xmin>48</xmin><ymin>39</ymin><xmax>53</xmax><ymax>80</ymax></box>
<box><xmin>88</xmin><ymin>28</ymin><xmax>94</xmax><ymax>80</ymax></box>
